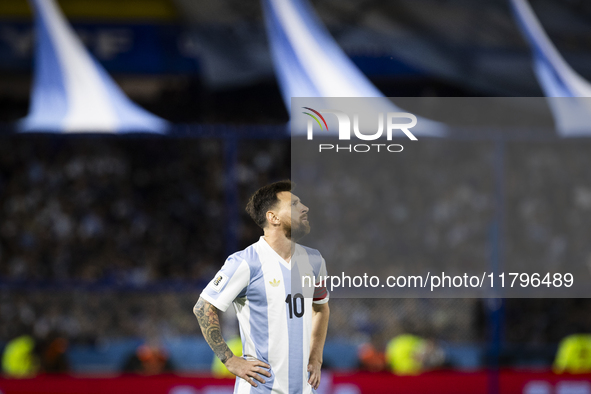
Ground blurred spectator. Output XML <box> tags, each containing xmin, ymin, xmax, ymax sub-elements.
<box><xmin>553</xmin><ymin>334</ymin><xmax>591</xmax><ymax>374</ymax></box>
<box><xmin>385</xmin><ymin>335</ymin><xmax>445</xmax><ymax>375</ymax></box>
<box><xmin>1</xmin><ymin>334</ymin><xmax>39</xmax><ymax>378</ymax></box>
<box><xmin>358</xmin><ymin>340</ymin><xmax>386</xmax><ymax>373</ymax></box>
<box><xmin>123</xmin><ymin>340</ymin><xmax>174</xmax><ymax>375</ymax></box>
<box><xmin>39</xmin><ymin>333</ymin><xmax>69</xmax><ymax>373</ymax></box>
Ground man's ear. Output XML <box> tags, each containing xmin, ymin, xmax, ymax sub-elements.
<box><xmin>266</xmin><ymin>211</ymin><xmax>279</xmax><ymax>226</ymax></box>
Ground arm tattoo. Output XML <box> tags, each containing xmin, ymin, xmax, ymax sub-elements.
<box><xmin>194</xmin><ymin>297</ymin><xmax>234</xmax><ymax>364</ymax></box>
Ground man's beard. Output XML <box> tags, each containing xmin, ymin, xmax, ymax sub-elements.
<box><xmin>282</xmin><ymin>218</ymin><xmax>310</xmax><ymax>241</ymax></box>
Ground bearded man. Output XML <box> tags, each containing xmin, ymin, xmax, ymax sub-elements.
<box><xmin>194</xmin><ymin>180</ymin><xmax>330</xmax><ymax>394</ymax></box>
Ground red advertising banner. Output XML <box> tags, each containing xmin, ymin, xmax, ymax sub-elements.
<box><xmin>0</xmin><ymin>371</ymin><xmax>590</xmax><ymax>394</ymax></box>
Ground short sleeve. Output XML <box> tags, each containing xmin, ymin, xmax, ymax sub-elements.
<box><xmin>200</xmin><ymin>255</ymin><xmax>250</xmax><ymax>312</ymax></box>
<box><xmin>313</xmin><ymin>256</ymin><xmax>329</xmax><ymax>304</ymax></box>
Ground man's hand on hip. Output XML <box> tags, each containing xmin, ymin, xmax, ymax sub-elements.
<box><xmin>225</xmin><ymin>356</ymin><xmax>271</xmax><ymax>387</ymax></box>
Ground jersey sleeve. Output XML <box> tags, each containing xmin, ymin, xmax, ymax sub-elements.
<box><xmin>200</xmin><ymin>255</ymin><xmax>250</xmax><ymax>312</ymax></box>
<box><xmin>313</xmin><ymin>256</ymin><xmax>329</xmax><ymax>304</ymax></box>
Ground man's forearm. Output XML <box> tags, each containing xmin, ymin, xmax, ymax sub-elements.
<box><xmin>309</xmin><ymin>303</ymin><xmax>330</xmax><ymax>363</ymax></box>
<box><xmin>194</xmin><ymin>297</ymin><xmax>234</xmax><ymax>363</ymax></box>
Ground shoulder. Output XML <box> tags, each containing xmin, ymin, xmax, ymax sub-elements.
<box><xmin>296</xmin><ymin>244</ymin><xmax>325</xmax><ymax>271</ymax></box>
<box><xmin>297</xmin><ymin>244</ymin><xmax>323</xmax><ymax>259</ymax></box>
<box><xmin>227</xmin><ymin>242</ymin><xmax>264</xmax><ymax>274</ymax></box>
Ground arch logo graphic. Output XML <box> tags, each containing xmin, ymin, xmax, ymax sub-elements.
<box><xmin>302</xmin><ymin>107</ymin><xmax>418</xmax><ymax>153</ymax></box>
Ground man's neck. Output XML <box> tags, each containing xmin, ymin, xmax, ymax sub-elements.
<box><xmin>263</xmin><ymin>231</ymin><xmax>294</xmax><ymax>263</ymax></box>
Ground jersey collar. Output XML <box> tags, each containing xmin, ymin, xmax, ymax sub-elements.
<box><xmin>258</xmin><ymin>236</ymin><xmax>299</xmax><ymax>270</ymax></box>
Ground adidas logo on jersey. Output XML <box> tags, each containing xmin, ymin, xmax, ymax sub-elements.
<box><xmin>269</xmin><ymin>279</ymin><xmax>281</xmax><ymax>287</ymax></box>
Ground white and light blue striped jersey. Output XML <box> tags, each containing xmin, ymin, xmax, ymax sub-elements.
<box><xmin>200</xmin><ymin>236</ymin><xmax>329</xmax><ymax>394</ymax></box>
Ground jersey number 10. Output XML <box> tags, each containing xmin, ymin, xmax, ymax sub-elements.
<box><xmin>285</xmin><ymin>293</ymin><xmax>304</xmax><ymax>319</ymax></box>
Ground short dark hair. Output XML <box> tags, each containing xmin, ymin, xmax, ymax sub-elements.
<box><xmin>246</xmin><ymin>180</ymin><xmax>293</xmax><ymax>229</ymax></box>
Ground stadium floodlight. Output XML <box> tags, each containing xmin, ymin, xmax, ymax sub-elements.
<box><xmin>20</xmin><ymin>0</ymin><xmax>169</xmax><ymax>134</ymax></box>
<box><xmin>510</xmin><ymin>0</ymin><xmax>591</xmax><ymax>137</ymax></box>
<box><xmin>262</xmin><ymin>0</ymin><xmax>447</xmax><ymax>138</ymax></box>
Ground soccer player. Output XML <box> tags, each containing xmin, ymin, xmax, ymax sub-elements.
<box><xmin>194</xmin><ymin>180</ymin><xmax>330</xmax><ymax>393</ymax></box>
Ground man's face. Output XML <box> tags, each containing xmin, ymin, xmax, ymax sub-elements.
<box><xmin>275</xmin><ymin>191</ymin><xmax>310</xmax><ymax>241</ymax></box>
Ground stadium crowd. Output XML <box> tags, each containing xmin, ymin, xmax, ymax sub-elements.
<box><xmin>0</xmin><ymin>135</ymin><xmax>590</xmax><ymax>367</ymax></box>
<box><xmin>0</xmin><ymin>136</ymin><xmax>225</xmax><ymax>283</ymax></box>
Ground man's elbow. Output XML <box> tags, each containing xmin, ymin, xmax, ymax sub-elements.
<box><xmin>193</xmin><ymin>296</ymin><xmax>207</xmax><ymax>318</ymax></box>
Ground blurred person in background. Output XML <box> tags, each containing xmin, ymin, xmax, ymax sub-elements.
<box><xmin>38</xmin><ymin>332</ymin><xmax>69</xmax><ymax>373</ymax></box>
<box><xmin>553</xmin><ymin>333</ymin><xmax>591</xmax><ymax>374</ymax></box>
<box><xmin>358</xmin><ymin>338</ymin><xmax>386</xmax><ymax>373</ymax></box>
<box><xmin>385</xmin><ymin>334</ymin><xmax>445</xmax><ymax>375</ymax></box>
<box><xmin>1</xmin><ymin>333</ymin><xmax>39</xmax><ymax>378</ymax></box>
<box><xmin>123</xmin><ymin>337</ymin><xmax>174</xmax><ymax>375</ymax></box>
